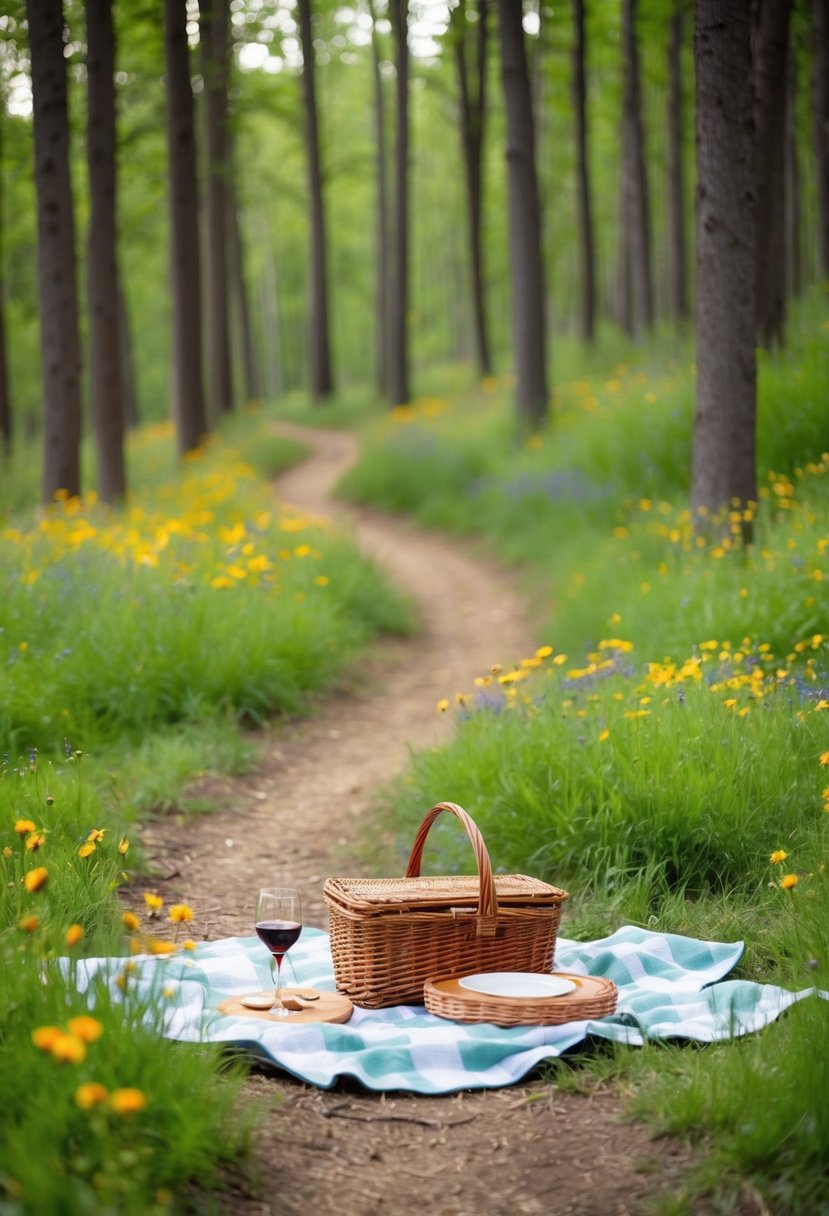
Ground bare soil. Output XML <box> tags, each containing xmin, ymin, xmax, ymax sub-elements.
<box><xmin>137</xmin><ymin>424</ymin><xmax>705</xmax><ymax>1216</ymax></box>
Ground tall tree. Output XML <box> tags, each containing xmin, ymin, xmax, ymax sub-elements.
<box><xmin>620</xmin><ymin>0</ymin><xmax>653</xmax><ymax>335</ymax></box>
<box><xmin>164</xmin><ymin>0</ymin><xmax>208</xmax><ymax>455</ymax></box>
<box><xmin>453</xmin><ymin>0</ymin><xmax>493</xmax><ymax>377</ymax></box>
<box><xmin>85</xmin><ymin>0</ymin><xmax>127</xmax><ymax>503</ymax></box>
<box><xmin>667</xmin><ymin>0</ymin><xmax>689</xmax><ymax>324</ymax></box>
<box><xmin>201</xmin><ymin>0</ymin><xmax>234</xmax><ymax>415</ymax></box>
<box><xmin>785</xmin><ymin>43</ymin><xmax>802</xmax><ymax>298</ymax></box>
<box><xmin>368</xmin><ymin>0</ymin><xmax>390</xmax><ymax>396</ymax></box>
<box><xmin>812</xmin><ymin>0</ymin><xmax>829</xmax><ymax>278</ymax></box>
<box><xmin>26</xmin><ymin>0</ymin><xmax>83</xmax><ymax>500</ymax></box>
<box><xmin>297</xmin><ymin>0</ymin><xmax>333</xmax><ymax>401</ymax></box>
<box><xmin>388</xmin><ymin>0</ymin><xmax>410</xmax><ymax>407</ymax></box>
<box><xmin>497</xmin><ymin>0</ymin><xmax>548</xmax><ymax>429</ymax></box>
<box><xmin>572</xmin><ymin>0</ymin><xmax>596</xmax><ymax>342</ymax></box>
<box><xmin>691</xmin><ymin>0</ymin><xmax>757</xmax><ymax>531</ymax></box>
<box><xmin>227</xmin><ymin>172</ymin><xmax>260</xmax><ymax>403</ymax></box>
<box><xmin>754</xmin><ymin>0</ymin><xmax>792</xmax><ymax>349</ymax></box>
<box><xmin>0</xmin><ymin>107</ymin><xmax>12</xmax><ymax>456</ymax></box>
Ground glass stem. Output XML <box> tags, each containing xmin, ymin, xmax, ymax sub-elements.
<box><xmin>273</xmin><ymin>955</ymin><xmax>283</xmax><ymax>1011</ymax></box>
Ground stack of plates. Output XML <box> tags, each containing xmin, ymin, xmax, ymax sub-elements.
<box><xmin>424</xmin><ymin>970</ymin><xmax>617</xmax><ymax>1026</ymax></box>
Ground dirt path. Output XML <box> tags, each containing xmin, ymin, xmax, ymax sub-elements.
<box><xmin>140</xmin><ymin>425</ymin><xmax>696</xmax><ymax>1216</ymax></box>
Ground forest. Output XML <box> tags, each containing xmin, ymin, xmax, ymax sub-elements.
<box><xmin>2</xmin><ymin>0</ymin><xmax>829</xmax><ymax>1213</ymax></box>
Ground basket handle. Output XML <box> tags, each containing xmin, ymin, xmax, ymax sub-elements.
<box><xmin>404</xmin><ymin>802</ymin><xmax>499</xmax><ymax>934</ymax></box>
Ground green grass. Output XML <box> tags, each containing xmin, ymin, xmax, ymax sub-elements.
<box><xmin>342</xmin><ymin>290</ymin><xmax>829</xmax><ymax>1212</ymax></box>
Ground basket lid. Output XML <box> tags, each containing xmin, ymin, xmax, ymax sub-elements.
<box><xmin>324</xmin><ymin>873</ymin><xmax>568</xmax><ymax>916</ymax></box>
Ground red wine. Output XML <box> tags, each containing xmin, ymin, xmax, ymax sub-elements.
<box><xmin>255</xmin><ymin>919</ymin><xmax>301</xmax><ymax>957</ymax></box>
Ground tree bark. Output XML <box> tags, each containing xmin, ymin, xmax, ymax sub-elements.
<box><xmin>201</xmin><ymin>0</ymin><xmax>234</xmax><ymax>415</ymax></box>
<box><xmin>0</xmin><ymin>108</ymin><xmax>12</xmax><ymax>456</ymax></box>
<box><xmin>667</xmin><ymin>0</ymin><xmax>689</xmax><ymax>324</ymax></box>
<box><xmin>454</xmin><ymin>0</ymin><xmax>492</xmax><ymax>377</ymax></box>
<box><xmin>227</xmin><ymin>175</ymin><xmax>260</xmax><ymax>403</ymax></box>
<box><xmin>620</xmin><ymin>0</ymin><xmax>653</xmax><ymax>334</ymax></box>
<box><xmin>497</xmin><ymin>0</ymin><xmax>548</xmax><ymax>429</ymax></box>
<box><xmin>85</xmin><ymin>0</ymin><xmax>127</xmax><ymax>503</ymax></box>
<box><xmin>812</xmin><ymin>0</ymin><xmax>829</xmax><ymax>277</ymax></box>
<box><xmin>691</xmin><ymin>0</ymin><xmax>757</xmax><ymax>532</ymax></box>
<box><xmin>118</xmin><ymin>286</ymin><xmax>139</xmax><ymax>429</ymax></box>
<box><xmin>754</xmin><ymin>0</ymin><xmax>792</xmax><ymax>349</ymax></box>
<box><xmin>367</xmin><ymin>0</ymin><xmax>389</xmax><ymax>396</ymax></box>
<box><xmin>785</xmin><ymin>43</ymin><xmax>802</xmax><ymax>298</ymax></box>
<box><xmin>26</xmin><ymin>0</ymin><xmax>83</xmax><ymax>501</ymax></box>
<box><xmin>164</xmin><ymin>0</ymin><xmax>208</xmax><ymax>455</ymax></box>
<box><xmin>388</xmin><ymin>0</ymin><xmax>410</xmax><ymax>407</ymax></box>
<box><xmin>572</xmin><ymin>0</ymin><xmax>596</xmax><ymax>342</ymax></box>
<box><xmin>297</xmin><ymin>0</ymin><xmax>334</xmax><ymax>402</ymax></box>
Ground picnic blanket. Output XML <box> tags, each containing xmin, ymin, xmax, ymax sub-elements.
<box><xmin>75</xmin><ymin>926</ymin><xmax>824</xmax><ymax>1095</ymax></box>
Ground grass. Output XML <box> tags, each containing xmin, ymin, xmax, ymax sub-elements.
<box><xmin>340</xmin><ymin>289</ymin><xmax>829</xmax><ymax>1213</ymax></box>
<box><xmin>0</xmin><ymin>409</ymin><xmax>414</xmax><ymax>1214</ymax></box>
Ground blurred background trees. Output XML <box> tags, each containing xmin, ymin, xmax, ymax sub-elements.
<box><xmin>0</xmin><ymin>0</ymin><xmax>826</xmax><ymax>506</ymax></box>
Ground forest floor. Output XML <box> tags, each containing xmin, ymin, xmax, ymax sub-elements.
<box><xmin>135</xmin><ymin>424</ymin><xmax>738</xmax><ymax>1216</ymax></box>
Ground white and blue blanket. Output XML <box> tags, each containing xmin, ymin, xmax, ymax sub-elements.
<box><xmin>75</xmin><ymin>926</ymin><xmax>825</xmax><ymax>1095</ymax></box>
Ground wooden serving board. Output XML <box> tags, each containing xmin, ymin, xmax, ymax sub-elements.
<box><xmin>217</xmin><ymin>987</ymin><xmax>353</xmax><ymax>1025</ymax></box>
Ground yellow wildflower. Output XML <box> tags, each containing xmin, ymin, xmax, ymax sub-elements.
<box><xmin>118</xmin><ymin>837</ymin><xmax>130</xmax><ymax>855</ymax></box>
<box><xmin>32</xmin><ymin>1025</ymin><xmax>62</xmax><ymax>1052</ymax></box>
<box><xmin>14</xmin><ymin>819</ymin><xmax>37</xmax><ymax>837</ymax></box>
<box><xmin>780</xmin><ymin>874</ymin><xmax>799</xmax><ymax>891</ymax></box>
<box><xmin>78</xmin><ymin>842</ymin><xmax>96</xmax><ymax>859</ymax></box>
<box><xmin>19</xmin><ymin>914</ymin><xmax>40</xmax><ymax>933</ymax></box>
<box><xmin>25</xmin><ymin>833</ymin><xmax>45</xmax><ymax>852</ymax></box>
<box><xmin>87</xmin><ymin>828</ymin><xmax>106</xmax><ymax>843</ymax></box>
<box><xmin>148</xmin><ymin>939</ymin><xmax>177</xmax><ymax>955</ymax></box>
<box><xmin>820</xmin><ymin>752</ymin><xmax>829</xmax><ymax>766</ymax></box>
<box><xmin>598</xmin><ymin>729</ymin><xmax>610</xmax><ymax>743</ymax></box>
<box><xmin>75</xmin><ymin>1082</ymin><xmax>109</xmax><ymax>1110</ymax></box>
<box><xmin>168</xmin><ymin>903</ymin><xmax>193</xmax><ymax>924</ymax></box>
<box><xmin>143</xmin><ymin>892</ymin><xmax>163</xmax><ymax>912</ymax></box>
<box><xmin>109</xmin><ymin>1088</ymin><xmax>147</xmax><ymax>1116</ymax></box>
<box><xmin>64</xmin><ymin>924</ymin><xmax>84</xmax><ymax>947</ymax></box>
<box><xmin>67</xmin><ymin>1015</ymin><xmax>103</xmax><ymax>1043</ymax></box>
<box><xmin>122</xmin><ymin>910</ymin><xmax>140</xmax><ymax>931</ymax></box>
<box><xmin>50</xmin><ymin>1033</ymin><xmax>86</xmax><ymax>1064</ymax></box>
<box><xmin>769</xmin><ymin>850</ymin><xmax>788</xmax><ymax>864</ymax></box>
<box><xmin>24</xmin><ymin>867</ymin><xmax>48</xmax><ymax>893</ymax></box>
<box><xmin>436</xmin><ymin>699</ymin><xmax>449</xmax><ymax>713</ymax></box>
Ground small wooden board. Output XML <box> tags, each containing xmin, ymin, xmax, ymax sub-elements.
<box><xmin>217</xmin><ymin>987</ymin><xmax>353</xmax><ymax>1025</ymax></box>
<box><xmin>424</xmin><ymin>972</ymin><xmax>617</xmax><ymax>1027</ymax></box>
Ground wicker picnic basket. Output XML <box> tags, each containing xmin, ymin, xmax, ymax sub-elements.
<box><xmin>324</xmin><ymin>801</ymin><xmax>568</xmax><ymax>1008</ymax></box>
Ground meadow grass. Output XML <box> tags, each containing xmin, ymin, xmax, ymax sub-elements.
<box><xmin>342</xmin><ymin>291</ymin><xmax>829</xmax><ymax>1212</ymax></box>
<box><xmin>0</xmin><ymin>412</ymin><xmax>414</xmax><ymax>1214</ymax></box>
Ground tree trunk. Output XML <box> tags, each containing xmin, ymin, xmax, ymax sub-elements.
<box><xmin>814</xmin><ymin>0</ymin><xmax>829</xmax><ymax>277</ymax></box>
<box><xmin>85</xmin><ymin>0</ymin><xmax>127</xmax><ymax>503</ymax></box>
<box><xmin>691</xmin><ymin>0</ymin><xmax>757</xmax><ymax>532</ymax></box>
<box><xmin>0</xmin><ymin>108</ymin><xmax>12</xmax><ymax>456</ymax></box>
<box><xmin>785</xmin><ymin>44</ymin><xmax>802</xmax><ymax>298</ymax></box>
<box><xmin>368</xmin><ymin>0</ymin><xmax>389</xmax><ymax>396</ymax></box>
<box><xmin>26</xmin><ymin>0</ymin><xmax>83</xmax><ymax>501</ymax></box>
<box><xmin>754</xmin><ymin>0</ymin><xmax>792</xmax><ymax>349</ymax></box>
<box><xmin>227</xmin><ymin>176</ymin><xmax>260</xmax><ymax>403</ymax></box>
<box><xmin>164</xmin><ymin>0</ymin><xmax>208</xmax><ymax>455</ymax></box>
<box><xmin>667</xmin><ymin>0</ymin><xmax>689</xmax><ymax>325</ymax></box>
<box><xmin>388</xmin><ymin>0</ymin><xmax>410</xmax><ymax>407</ymax></box>
<box><xmin>297</xmin><ymin>0</ymin><xmax>334</xmax><ymax>401</ymax></box>
<box><xmin>620</xmin><ymin>0</ymin><xmax>653</xmax><ymax>334</ymax></box>
<box><xmin>119</xmin><ymin>286</ymin><xmax>139</xmax><ymax>429</ymax></box>
<box><xmin>455</xmin><ymin>0</ymin><xmax>493</xmax><ymax>377</ymax></box>
<box><xmin>200</xmin><ymin>0</ymin><xmax>234</xmax><ymax>415</ymax></box>
<box><xmin>572</xmin><ymin>0</ymin><xmax>596</xmax><ymax>342</ymax></box>
<box><xmin>497</xmin><ymin>0</ymin><xmax>548</xmax><ymax>429</ymax></box>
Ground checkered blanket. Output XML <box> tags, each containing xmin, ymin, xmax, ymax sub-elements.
<box><xmin>75</xmin><ymin>926</ymin><xmax>824</xmax><ymax>1094</ymax></box>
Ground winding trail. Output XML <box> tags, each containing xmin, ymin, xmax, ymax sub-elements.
<box><xmin>139</xmin><ymin>425</ymin><xmax>695</xmax><ymax>1216</ymax></box>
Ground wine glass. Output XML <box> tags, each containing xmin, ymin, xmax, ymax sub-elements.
<box><xmin>255</xmin><ymin>887</ymin><xmax>302</xmax><ymax>1017</ymax></box>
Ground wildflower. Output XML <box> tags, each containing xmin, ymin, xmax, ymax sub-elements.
<box><xmin>75</xmin><ymin>1082</ymin><xmax>109</xmax><ymax>1110</ymax></box>
<box><xmin>24</xmin><ymin>866</ymin><xmax>48</xmax><ymax>893</ymax></box>
<box><xmin>168</xmin><ymin>903</ymin><xmax>193</xmax><ymax>924</ymax></box>
<box><xmin>64</xmin><ymin>924</ymin><xmax>84</xmax><ymax>947</ymax></box>
<box><xmin>143</xmin><ymin>892</ymin><xmax>163</xmax><ymax>913</ymax></box>
<box><xmin>49</xmin><ymin>1033</ymin><xmax>86</xmax><ymax>1064</ymax></box>
<box><xmin>78</xmin><ymin>842</ymin><xmax>96</xmax><ymax>859</ymax></box>
<box><xmin>87</xmin><ymin>828</ymin><xmax>106</xmax><ymax>843</ymax></box>
<box><xmin>14</xmin><ymin>819</ymin><xmax>36</xmax><ymax>837</ymax></box>
<box><xmin>598</xmin><ymin>729</ymin><xmax>610</xmax><ymax>743</ymax></box>
<box><xmin>25</xmin><ymin>833</ymin><xmax>45</xmax><ymax>852</ymax></box>
<box><xmin>122</xmin><ymin>910</ymin><xmax>140</xmax><ymax>931</ymax></box>
<box><xmin>815</xmin><ymin>700</ymin><xmax>829</xmax><ymax>712</ymax></box>
<box><xmin>68</xmin><ymin>1015</ymin><xmax>103</xmax><ymax>1043</ymax></box>
<box><xmin>436</xmin><ymin>699</ymin><xmax>449</xmax><ymax>713</ymax></box>
<box><xmin>181</xmin><ymin>939</ymin><xmax>197</xmax><ymax>951</ymax></box>
<box><xmin>2</xmin><ymin>846</ymin><xmax>11</xmax><ymax>859</ymax></box>
<box><xmin>109</xmin><ymin>1088</ymin><xmax>147</xmax><ymax>1116</ymax></box>
<box><xmin>535</xmin><ymin>645</ymin><xmax>553</xmax><ymax>660</ymax></box>
<box><xmin>819</xmin><ymin>752</ymin><xmax>829</xmax><ymax>766</ymax></box>
<box><xmin>118</xmin><ymin>837</ymin><xmax>130</xmax><ymax>855</ymax></box>
<box><xmin>769</xmin><ymin>850</ymin><xmax>789</xmax><ymax>864</ymax></box>
<box><xmin>780</xmin><ymin>874</ymin><xmax>799</xmax><ymax>891</ymax></box>
<box><xmin>19</xmin><ymin>914</ymin><xmax>40</xmax><ymax>933</ymax></box>
<box><xmin>314</xmin><ymin>575</ymin><xmax>329</xmax><ymax>587</ymax></box>
<box><xmin>723</xmin><ymin>699</ymin><xmax>737</xmax><ymax>710</ymax></box>
<box><xmin>32</xmin><ymin>1025</ymin><xmax>62</xmax><ymax>1052</ymax></box>
<box><xmin>148</xmin><ymin>939</ymin><xmax>177</xmax><ymax>955</ymax></box>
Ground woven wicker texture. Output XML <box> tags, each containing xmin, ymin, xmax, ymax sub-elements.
<box><xmin>424</xmin><ymin>972</ymin><xmax>618</xmax><ymax>1027</ymax></box>
<box><xmin>324</xmin><ymin>802</ymin><xmax>568</xmax><ymax>1008</ymax></box>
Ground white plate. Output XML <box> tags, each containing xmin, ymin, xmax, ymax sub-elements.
<box><xmin>457</xmin><ymin>972</ymin><xmax>577</xmax><ymax>999</ymax></box>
